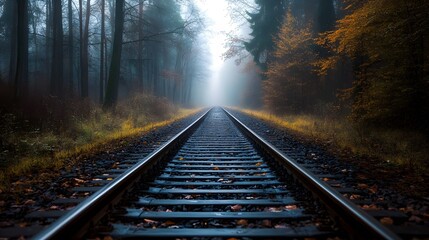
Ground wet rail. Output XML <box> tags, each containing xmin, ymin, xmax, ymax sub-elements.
<box><xmin>32</xmin><ymin>107</ymin><xmax>400</xmax><ymax>239</ymax></box>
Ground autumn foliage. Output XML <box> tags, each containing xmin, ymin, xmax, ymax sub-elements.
<box><xmin>264</xmin><ymin>0</ymin><xmax>429</xmax><ymax>132</ymax></box>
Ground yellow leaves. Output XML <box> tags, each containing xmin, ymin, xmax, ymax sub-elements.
<box><xmin>255</xmin><ymin>162</ymin><xmax>263</xmax><ymax>167</ymax></box>
<box><xmin>313</xmin><ymin>56</ymin><xmax>340</xmax><ymax>76</ymax></box>
<box><xmin>178</xmin><ymin>157</ymin><xmax>184</xmax><ymax>161</ymax></box>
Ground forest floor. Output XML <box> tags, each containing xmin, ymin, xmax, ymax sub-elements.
<box><xmin>0</xmin><ymin>94</ymin><xmax>199</xmax><ymax>191</ymax></box>
<box><xmin>236</xmin><ymin>108</ymin><xmax>429</xmax><ymax>199</ymax></box>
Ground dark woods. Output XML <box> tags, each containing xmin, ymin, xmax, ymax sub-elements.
<box><xmin>244</xmin><ymin>0</ymin><xmax>429</xmax><ymax>133</ymax></box>
<box><xmin>0</xmin><ymin>0</ymin><xmax>204</xmax><ymax>129</ymax></box>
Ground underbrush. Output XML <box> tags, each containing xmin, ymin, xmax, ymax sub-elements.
<box><xmin>238</xmin><ymin>108</ymin><xmax>429</xmax><ymax>171</ymax></box>
<box><xmin>0</xmin><ymin>94</ymin><xmax>199</xmax><ymax>190</ymax></box>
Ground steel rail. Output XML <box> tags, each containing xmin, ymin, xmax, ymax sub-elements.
<box><xmin>223</xmin><ymin>107</ymin><xmax>400</xmax><ymax>240</ymax></box>
<box><xmin>32</xmin><ymin>108</ymin><xmax>211</xmax><ymax>240</ymax></box>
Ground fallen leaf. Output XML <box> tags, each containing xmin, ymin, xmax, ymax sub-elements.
<box><xmin>236</xmin><ymin>219</ymin><xmax>248</xmax><ymax>226</ymax></box>
<box><xmin>284</xmin><ymin>205</ymin><xmax>298</xmax><ymax>210</ymax></box>
<box><xmin>163</xmin><ymin>220</ymin><xmax>176</xmax><ymax>226</ymax></box>
<box><xmin>349</xmin><ymin>194</ymin><xmax>360</xmax><ymax>200</ymax></box>
<box><xmin>357</xmin><ymin>183</ymin><xmax>369</xmax><ymax>189</ymax></box>
<box><xmin>267</xmin><ymin>207</ymin><xmax>282</xmax><ymax>212</ymax></box>
<box><xmin>361</xmin><ymin>204</ymin><xmax>379</xmax><ymax>210</ymax></box>
<box><xmin>262</xmin><ymin>219</ymin><xmax>272</xmax><ymax>227</ymax></box>
<box><xmin>255</xmin><ymin>162</ymin><xmax>263</xmax><ymax>167</ymax></box>
<box><xmin>179</xmin><ymin>157</ymin><xmax>184</xmax><ymax>161</ymax></box>
<box><xmin>409</xmin><ymin>215</ymin><xmax>423</xmax><ymax>223</ymax></box>
<box><xmin>231</xmin><ymin>205</ymin><xmax>242</xmax><ymax>211</ymax></box>
<box><xmin>274</xmin><ymin>223</ymin><xmax>289</xmax><ymax>228</ymax></box>
<box><xmin>369</xmin><ymin>184</ymin><xmax>378</xmax><ymax>194</ymax></box>
<box><xmin>24</xmin><ymin>199</ymin><xmax>35</xmax><ymax>206</ymax></box>
<box><xmin>380</xmin><ymin>217</ymin><xmax>394</xmax><ymax>225</ymax></box>
<box><xmin>74</xmin><ymin>178</ymin><xmax>85</xmax><ymax>184</ymax></box>
<box><xmin>18</xmin><ymin>222</ymin><xmax>29</xmax><ymax>227</ymax></box>
<box><xmin>106</xmin><ymin>177</ymin><xmax>113</xmax><ymax>181</ymax></box>
<box><xmin>213</xmin><ymin>167</ymin><xmax>220</xmax><ymax>170</ymax></box>
<box><xmin>222</xmin><ymin>180</ymin><xmax>234</xmax><ymax>184</ymax></box>
<box><xmin>144</xmin><ymin>219</ymin><xmax>158</xmax><ymax>224</ymax></box>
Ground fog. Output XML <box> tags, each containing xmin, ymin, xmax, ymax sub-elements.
<box><xmin>193</xmin><ymin>0</ymin><xmax>261</xmax><ymax>108</ymax></box>
<box><xmin>0</xmin><ymin>0</ymin><xmax>261</xmax><ymax>109</ymax></box>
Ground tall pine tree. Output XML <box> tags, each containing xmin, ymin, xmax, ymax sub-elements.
<box><xmin>244</xmin><ymin>0</ymin><xmax>287</xmax><ymax>71</ymax></box>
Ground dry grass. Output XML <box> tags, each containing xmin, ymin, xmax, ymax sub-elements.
<box><xmin>238</xmin><ymin>108</ymin><xmax>429</xmax><ymax>171</ymax></box>
<box><xmin>0</xmin><ymin>94</ymin><xmax>200</xmax><ymax>191</ymax></box>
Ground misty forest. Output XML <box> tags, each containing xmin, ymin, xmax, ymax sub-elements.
<box><xmin>0</xmin><ymin>0</ymin><xmax>429</xmax><ymax>221</ymax></box>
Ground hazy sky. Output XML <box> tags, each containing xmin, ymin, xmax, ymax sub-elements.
<box><xmin>195</xmin><ymin>0</ymin><xmax>233</xmax><ymax>70</ymax></box>
<box><xmin>194</xmin><ymin>0</ymin><xmax>236</xmax><ymax>104</ymax></box>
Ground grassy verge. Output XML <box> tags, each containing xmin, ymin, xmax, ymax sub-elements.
<box><xmin>237</xmin><ymin>108</ymin><xmax>429</xmax><ymax>171</ymax></box>
<box><xmin>0</xmin><ymin>94</ymin><xmax>200</xmax><ymax>191</ymax></box>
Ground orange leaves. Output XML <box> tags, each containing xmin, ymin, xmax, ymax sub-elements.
<box><xmin>284</xmin><ymin>205</ymin><xmax>298</xmax><ymax>210</ymax></box>
<box><xmin>236</xmin><ymin>219</ymin><xmax>248</xmax><ymax>226</ymax></box>
<box><xmin>380</xmin><ymin>217</ymin><xmax>394</xmax><ymax>225</ymax></box>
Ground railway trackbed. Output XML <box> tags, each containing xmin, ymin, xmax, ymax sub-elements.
<box><xmin>2</xmin><ymin>107</ymin><xmax>422</xmax><ymax>239</ymax></box>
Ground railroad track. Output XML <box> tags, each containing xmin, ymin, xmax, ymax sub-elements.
<box><xmin>22</xmin><ymin>108</ymin><xmax>402</xmax><ymax>239</ymax></box>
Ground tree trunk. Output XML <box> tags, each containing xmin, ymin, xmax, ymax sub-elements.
<box><xmin>30</xmin><ymin>0</ymin><xmax>39</xmax><ymax>71</ymax></box>
<box><xmin>14</xmin><ymin>0</ymin><xmax>29</xmax><ymax>99</ymax></box>
<box><xmin>68</xmin><ymin>0</ymin><xmax>74</xmax><ymax>96</ymax></box>
<box><xmin>138</xmin><ymin>0</ymin><xmax>144</xmax><ymax>90</ymax></box>
<box><xmin>78</xmin><ymin>0</ymin><xmax>83</xmax><ymax>94</ymax></box>
<box><xmin>7</xmin><ymin>0</ymin><xmax>17</xmax><ymax>87</ymax></box>
<box><xmin>50</xmin><ymin>0</ymin><xmax>63</xmax><ymax>96</ymax></box>
<box><xmin>45</xmin><ymin>0</ymin><xmax>52</xmax><ymax>83</ymax></box>
<box><xmin>103</xmin><ymin>0</ymin><xmax>125</xmax><ymax>109</ymax></box>
<box><xmin>99</xmin><ymin>0</ymin><xmax>105</xmax><ymax>103</ymax></box>
<box><xmin>80</xmin><ymin>0</ymin><xmax>91</xmax><ymax>98</ymax></box>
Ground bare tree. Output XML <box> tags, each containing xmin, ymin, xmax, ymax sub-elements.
<box><xmin>50</xmin><ymin>0</ymin><xmax>63</xmax><ymax>96</ymax></box>
<box><xmin>80</xmin><ymin>0</ymin><xmax>91</xmax><ymax>98</ymax></box>
<box><xmin>14</xmin><ymin>0</ymin><xmax>28</xmax><ymax>99</ymax></box>
<box><xmin>103</xmin><ymin>0</ymin><xmax>125</xmax><ymax>109</ymax></box>
<box><xmin>99</xmin><ymin>0</ymin><xmax>105</xmax><ymax>103</ymax></box>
